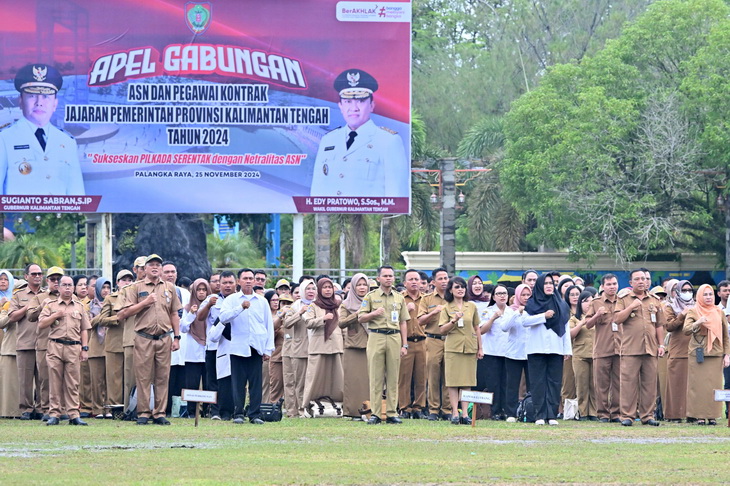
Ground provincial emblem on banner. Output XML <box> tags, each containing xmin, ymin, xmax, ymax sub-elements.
<box><xmin>185</xmin><ymin>2</ymin><xmax>212</xmax><ymax>35</ymax></box>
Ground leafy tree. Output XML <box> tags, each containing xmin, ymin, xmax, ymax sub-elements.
<box><xmin>0</xmin><ymin>234</ymin><xmax>64</xmax><ymax>269</ymax></box>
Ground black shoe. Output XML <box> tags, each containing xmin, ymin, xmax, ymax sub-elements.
<box><xmin>42</xmin><ymin>414</ymin><xmax>50</xmax><ymax>422</ymax></box>
<box><xmin>69</xmin><ymin>417</ymin><xmax>88</xmax><ymax>426</ymax></box>
<box><xmin>386</xmin><ymin>416</ymin><xmax>402</xmax><ymax>424</ymax></box>
<box><xmin>556</xmin><ymin>413</ymin><xmax>564</xmax><ymax>419</ymax></box>
<box><xmin>136</xmin><ymin>417</ymin><xmax>149</xmax><ymax>425</ymax></box>
<box><xmin>250</xmin><ymin>418</ymin><xmax>265</xmax><ymax>425</ymax></box>
<box><xmin>621</xmin><ymin>419</ymin><xmax>633</xmax><ymax>426</ymax></box>
<box><xmin>79</xmin><ymin>412</ymin><xmax>91</xmax><ymax>419</ymax></box>
<box><xmin>599</xmin><ymin>418</ymin><xmax>609</xmax><ymax>423</ymax></box>
<box><xmin>461</xmin><ymin>416</ymin><xmax>472</xmax><ymax>425</ymax></box>
<box><xmin>587</xmin><ymin>416</ymin><xmax>600</xmax><ymax>422</ymax></box>
<box><xmin>610</xmin><ymin>418</ymin><xmax>622</xmax><ymax>423</ymax></box>
<box><xmin>399</xmin><ymin>411</ymin><xmax>411</xmax><ymax>419</ymax></box>
<box><xmin>427</xmin><ymin>413</ymin><xmax>438</xmax><ymax>421</ymax></box>
<box><xmin>450</xmin><ymin>416</ymin><xmax>460</xmax><ymax>425</ymax></box>
<box><xmin>642</xmin><ymin>419</ymin><xmax>660</xmax><ymax>426</ymax></box>
<box><xmin>59</xmin><ymin>415</ymin><xmax>69</xmax><ymax>421</ymax></box>
<box><xmin>46</xmin><ymin>417</ymin><xmax>60</xmax><ymax>426</ymax></box>
<box><xmin>412</xmin><ymin>410</ymin><xmax>427</xmax><ymax>420</ymax></box>
<box><xmin>32</xmin><ymin>411</ymin><xmax>44</xmax><ymax>420</ymax></box>
<box><xmin>578</xmin><ymin>416</ymin><xmax>589</xmax><ymax>421</ymax></box>
<box><xmin>20</xmin><ymin>412</ymin><xmax>32</xmax><ymax>421</ymax></box>
<box><xmin>153</xmin><ymin>417</ymin><xmax>171</xmax><ymax>425</ymax></box>
<box><xmin>441</xmin><ymin>413</ymin><xmax>452</xmax><ymax>422</ymax></box>
<box><xmin>367</xmin><ymin>416</ymin><xmax>381</xmax><ymax>425</ymax></box>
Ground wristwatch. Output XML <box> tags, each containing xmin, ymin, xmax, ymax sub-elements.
<box><xmin>81</xmin><ymin>346</ymin><xmax>89</xmax><ymax>352</ymax></box>
<box><xmin>174</xmin><ymin>335</ymin><xmax>181</xmax><ymax>340</ymax></box>
<box><xmin>402</xmin><ymin>344</ymin><xmax>409</xmax><ymax>349</ymax></box>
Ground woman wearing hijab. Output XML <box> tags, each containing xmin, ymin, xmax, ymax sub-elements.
<box><xmin>302</xmin><ymin>278</ymin><xmax>344</xmax><ymax>416</ymax></box>
<box><xmin>523</xmin><ymin>274</ymin><xmax>572</xmax><ymax>425</ymax></box>
<box><xmin>500</xmin><ymin>283</ymin><xmax>534</xmax><ymax>422</ymax></box>
<box><xmin>663</xmin><ymin>279</ymin><xmax>693</xmax><ymax>422</ymax></box>
<box><xmin>0</xmin><ymin>270</ymin><xmax>18</xmax><ymax>417</ymax></box>
<box><xmin>180</xmin><ymin>278</ymin><xmax>211</xmax><ymax>418</ymax></box>
<box><xmin>439</xmin><ymin>277</ymin><xmax>483</xmax><ymax>425</ymax></box>
<box><xmin>283</xmin><ymin>279</ymin><xmax>315</xmax><ymax>417</ymax></box>
<box><xmin>338</xmin><ymin>273</ymin><xmax>370</xmax><ymax>419</ymax></box>
<box><xmin>569</xmin><ymin>290</ymin><xmax>597</xmax><ymax>420</ymax></box>
<box><xmin>265</xmin><ymin>290</ymin><xmax>286</xmax><ymax>403</ymax></box>
<box><xmin>469</xmin><ymin>276</ymin><xmax>506</xmax><ymax>419</ymax></box>
<box><xmin>684</xmin><ymin>284</ymin><xmax>730</xmax><ymax>425</ymax></box>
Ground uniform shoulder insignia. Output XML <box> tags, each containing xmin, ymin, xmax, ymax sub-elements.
<box><xmin>325</xmin><ymin>126</ymin><xmax>343</xmax><ymax>135</ymax></box>
<box><xmin>0</xmin><ymin>122</ymin><xmax>10</xmax><ymax>130</ymax></box>
<box><xmin>379</xmin><ymin>126</ymin><xmax>398</xmax><ymax>135</ymax></box>
<box><xmin>13</xmin><ymin>283</ymin><xmax>28</xmax><ymax>293</ymax></box>
<box><xmin>58</xmin><ymin>127</ymin><xmax>75</xmax><ymax>139</ymax></box>
<box><xmin>617</xmin><ymin>288</ymin><xmax>632</xmax><ymax>299</ymax></box>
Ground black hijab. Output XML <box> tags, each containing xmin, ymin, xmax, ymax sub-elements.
<box><xmin>525</xmin><ymin>274</ymin><xmax>570</xmax><ymax>337</ymax></box>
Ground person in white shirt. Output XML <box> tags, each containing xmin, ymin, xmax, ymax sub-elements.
<box><xmin>719</xmin><ymin>279</ymin><xmax>730</xmax><ymax>417</ymax></box>
<box><xmin>219</xmin><ymin>268</ymin><xmax>275</xmax><ymax>424</ymax></box>
<box><xmin>180</xmin><ymin>278</ymin><xmax>211</xmax><ymax>418</ymax></box>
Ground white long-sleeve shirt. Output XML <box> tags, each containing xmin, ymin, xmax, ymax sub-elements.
<box><xmin>199</xmin><ymin>293</ymin><xmax>228</xmax><ymax>352</ymax></box>
<box><xmin>218</xmin><ymin>291</ymin><xmax>274</xmax><ymax>358</ymax></box>
<box><xmin>477</xmin><ymin>302</ymin><xmax>511</xmax><ymax>357</ymax></box>
<box><xmin>522</xmin><ymin>312</ymin><xmax>572</xmax><ymax>356</ymax></box>
<box><xmin>499</xmin><ymin>308</ymin><xmax>537</xmax><ymax>361</ymax></box>
<box><xmin>180</xmin><ymin>309</ymin><xmax>205</xmax><ymax>363</ymax></box>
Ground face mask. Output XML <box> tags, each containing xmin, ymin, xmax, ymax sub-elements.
<box><xmin>680</xmin><ymin>291</ymin><xmax>692</xmax><ymax>301</ymax></box>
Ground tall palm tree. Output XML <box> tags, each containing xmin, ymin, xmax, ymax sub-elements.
<box><xmin>0</xmin><ymin>234</ymin><xmax>63</xmax><ymax>269</ymax></box>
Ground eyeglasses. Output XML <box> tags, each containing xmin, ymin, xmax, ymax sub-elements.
<box><xmin>29</xmin><ymin>272</ymin><xmax>43</xmax><ymax>277</ymax></box>
<box><xmin>47</xmin><ymin>276</ymin><xmax>60</xmax><ymax>282</ymax></box>
<box><xmin>494</xmin><ymin>292</ymin><xmax>508</xmax><ymax>296</ymax></box>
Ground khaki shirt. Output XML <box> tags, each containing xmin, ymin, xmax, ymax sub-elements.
<box><xmin>0</xmin><ymin>309</ymin><xmax>17</xmax><ymax>355</ymax></box>
<box><xmin>282</xmin><ymin>300</ymin><xmax>311</xmax><ymax>358</ymax></box>
<box><xmin>402</xmin><ymin>290</ymin><xmax>424</xmax><ymax>338</ymax></box>
<box><xmin>303</xmin><ymin>304</ymin><xmax>344</xmax><ymax>355</ymax></box>
<box><xmin>683</xmin><ymin>308</ymin><xmax>730</xmax><ymax>358</ymax></box>
<box><xmin>28</xmin><ymin>290</ymin><xmax>56</xmax><ymax>351</ymax></box>
<box><xmin>417</xmin><ymin>291</ymin><xmax>447</xmax><ymax>334</ymax></box>
<box><xmin>92</xmin><ymin>292</ymin><xmax>124</xmax><ymax>353</ymax></box>
<box><xmin>39</xmin><ymin>297</ymin><xmax>91</xmax><ymax>342</ymax></box>
<box><xmin>664</xmin><ymin>304</ymin><xmax>690</xmax><ymax>359</ymax></box>
<box><xmin>586</xmin><ymin>294</ymin><xmax>619</xmax><ymax>358</ymax></box>
<box><xmin>120</xmin><ymin>278</ymin><xmax>181</xmax><ymax>335</ymax></box>
<box><xmin>359</xmin><ymin>288</ymin><xmax>409</xmax><ymax>331</ymax></box>
<box><xmin>438</xmin><ymin>301</ymin><xmax>479</xmax><ymax>354</ymax></box>
<box><xmin>615</xmin><ymin>291</ymin><xmax>665</xmax><ymax>356</ymax></box>
<box><xmin>569</xmin><ymin>315</ymin><xmax>594</xmax><ymax>360</ymax></box>
<box><xmin>338</xmin><ymin>304</ymin><xmax>368</xmax><ymax>349</ymax></box>
<box><xmin>9</xmin><ymin>286</ymin><xmax>42</xmax><ymax>351</ymax></box>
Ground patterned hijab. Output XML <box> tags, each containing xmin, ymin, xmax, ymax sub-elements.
<box><xmin>693</xmin><ymin>284</ymin><xmax>723</xmax><ymax>353</ymax></box>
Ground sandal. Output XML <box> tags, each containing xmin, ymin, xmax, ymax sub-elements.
<box><xmin>697</xmin><ymin>419</ymin><xmax>706</xmax><ymax>425</ymax></box>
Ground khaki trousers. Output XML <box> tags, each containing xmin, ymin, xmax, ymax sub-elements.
<box><xmin>367</xmin><ymin>332</ymin><xmax>401</xmax><ymax>419</ymax></box>
<box><xmin>16</xmin><ymin>350</ymin><xmax>39</xmax><ymax>414</ymax></box>
<box><xmin>105</xmin><ymin>351</ymin><xmax>124</xmax><ymax>407</ymax></box>
<box><xmin>123</xmin><ymin>346</ymin><xmax>135</xmax><ymax>410</ymax></box>
<box><xmin>561</xmin><ymin>356</ymin><xmax>577</xmax><ymax>412</ymax></box>
<box><xmin>282</xmin><ymin>356</ymin><xmax>307</xmax><ymax>416</ymax></box>
<box><xmin>269</xmin><ymin>361</ymin><xmax>284</xmax><ymax>403</ymax></box>
<box><xmin>593</xmin><ymin>355</ymin><xmax>620</xmax><ymax>419</ymax></box>
<box><xmin>398</xmin><ymin>339</ymin><xmax>426</xmax><ymax>412</ymax></box>
<box><xmin>620</xmin><ymin>354</ymin><xmax>657</xmax><ymax>422</ymax></box>
<box><xmin>133</xmin><ymin>335</ymin><xmax>171</xmax><ymax>419</ymax></box>
<box><xmin>35</xmin><ymin>349</ymin><xmax>50</xmax><ymax>413</ymax></box>
<box><xmin>425</xmin><ymin>337</ymin><xmax>450</xmax><ymax>415</ymax></box>
<box><xmin>79</xmin><ymin>360</ymin><xmax>92</xmax><ymax>414</ymax></box>
<box><xmin>572</xmin><ymin>357</ymin><xmax>596</xmax><ymax>418</ymax></box>
<box><xmin>46</xmin><ymin>341</ymin><xmax>81</xmax><ymax>419</ymax></box>
<box><xmin>88</xmin><ymin>357</ymin><xmax>107</xmax><ymax>415</ymax></box>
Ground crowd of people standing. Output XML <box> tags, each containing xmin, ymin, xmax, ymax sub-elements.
<box><xmin>0</xmin><ymin>260</ymin><xmax>728</xmax><ymax>427</ymax></box>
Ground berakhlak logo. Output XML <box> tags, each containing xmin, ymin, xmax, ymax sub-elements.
<box><xmin>185</xmin><ymin>2</ymin><xmax>212</xmax><ymax>35</ymax></box>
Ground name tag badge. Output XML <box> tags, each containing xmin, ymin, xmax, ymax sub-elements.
<box><xmin>611</xmin><ymin>322</ymin><xmax>619</xmax><ymax>332</ymax></box>
<box><xmin>457</xmin><ymin>318</ymin><xmax>464</xmax><ymax>328</ymax></box>
<box><xmin>391</xmin><ymin>311</ymin><xmax>399</xmax><ymax>322</ymax></box>
<box><xmin>651</xmin><ymin>313</ymin><xmax>656</xmax><ymax>323</ymax></box>
<box><xmin>285</xmin><ymin>334</ymin><xmax>291</xmax><ymax>339</ymax></box>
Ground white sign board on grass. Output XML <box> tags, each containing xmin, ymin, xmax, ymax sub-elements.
<box><xmin>460</xmin><ymin>390</ymin><xmax>494</xmax><ymax>404</ymax></box>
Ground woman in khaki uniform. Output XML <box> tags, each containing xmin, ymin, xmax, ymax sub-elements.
<box><xmin>338</xmin><ymin>273</ymin><xmax>369</xmax><ymax>419</ymax></box>
<box><xmin>439</xmin><ymin>277</ymin><xmax>483</xmax><ymax>425</ymax></box>
<box><xmin>0</xmin><ymin>271</ymin><xmax>18</xmax><ymax>417</ymax></box>
<box><xmin>302</xmin><ymin>278</ymin><xmax>344</xmax><ymax>415</ymax></box>
<box><xmin>663</xmin><ymin>279</ymin><xmax>693</xmax><ymax>422</ymax></box>
<box><xmin>683</xmin><ymin>284</ymin><xmax>730</xmax><ymax>425</ymax></box>
<box><xmin>569</xmin><ymin>290</ymin><xmax>597</xmax><ymax>420</ymax></box>
<box><xmin>282</xmin><ymin>279</ymin><xmax>315</xmax><ymax>417</ymax></box>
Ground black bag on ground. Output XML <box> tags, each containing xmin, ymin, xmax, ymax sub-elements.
<box><xmin>260</xmin><ymin>398</ymin><xmax>284</xmax><ymax>422</ymax></box>
<box><xmin>516</xmin><ymin>392</ymin><xmax>535</xmax><ymax>423</ymax></box>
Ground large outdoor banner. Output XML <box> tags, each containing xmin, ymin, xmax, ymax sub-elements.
<box><xmin>0</xmin><ymin>0</ymin><xmax>411</xmax><ymax>213</ymax></box>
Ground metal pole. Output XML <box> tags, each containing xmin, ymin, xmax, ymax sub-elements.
<box><xmin>292</xmin><ymin>214</ymin><xmax>304</xmax><ymax>282</ymax></box>
<box><xmin>101</xmin><ymin>213</ymin><xmax>113</xmax><ymax>279</ymax></box>
<box><xmin>339</xmin><ymin>228</ymin><xmax>346</xmax><ymax>284</ymax></box>
<box><xmin>440</xmin><ymin>158</ymin><xmax>456</xmax><ymax>276</ymax></box>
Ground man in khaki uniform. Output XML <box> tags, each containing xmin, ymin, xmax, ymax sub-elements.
<box><xmin>117</xmin><ymin>265</ymin><xmax>142</xmax><ymax>411</ymax></box>
<box><xmin>7</xmin><ymin>264</ymin><xmax>44</xmax><ymax>420</ymax></box>
<box><xmin>117</xmin><ymin>254</ymin><xmax>181</xmax><ymax>425</ymax></box>
<box><xmin>38</xmin><ymin>275</ymin><xmax>90</xmax><ymax>425</ymax></box>
<box><xmin>614</xmin><ymin>269</ymin><xmax>666</xmax><ymax>426</ymax></box>
<box><xmin>26</xmin><ymin>266</ymin><xmax>64</xmax><ymax>420</ymax></box>
<box><xmin>398</xmin><ymin>269</ymin><xmax>426</xmax><ymax>419</ymax></box>
<box><xmin>133</xmin><ymin>256</ymin><xmax>146</xmax><ymax>282</ymax></box>
<box><xmin>358</xmin><ymin>265</ymin><xmax>409</xmax><ymax>424</ymax></box>
<box><xmin>417</xmin><ymin>267</ymin><xmax>451</xmax><ymax>420</ymax></box>
<box><xmin>92</xmin><ymin>270</ymin><xmax>134</xmax><ymax>410</ymax></box>
<box><xmin>585</xmin><ymin>273</ymin><xmax>621</xmax><ymax>423</ymax></box>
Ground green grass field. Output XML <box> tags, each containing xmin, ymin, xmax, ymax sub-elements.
<box><xmin>1</xmin><ymin>416</ymin><xmax>729</xmax><ymax>484</ymax></box>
